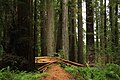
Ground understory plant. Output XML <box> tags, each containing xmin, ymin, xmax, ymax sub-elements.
<box><xmin>64</xmin><ymin>63</ymin><xmax>120</xmax><ymax>80</ymax></box>
<box><xmin>0</xmin><ymin>66</ymin><xmax>48</xmax><ymax>80</ymax></box>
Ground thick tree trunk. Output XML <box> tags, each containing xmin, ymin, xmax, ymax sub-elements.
<box><xmin>46</xmin><ymin>0</ymin><xmax>55</xmax><ymax>56</ymax></box>
<box><xmin>56</xmin><ymin>2</ymin><xmax>62</xmax><ymax>53</ymax></box>
<box><xmin>3</xmin><ymin>12</ymin><xmax>9</xmax><ymax>53</ymax></box>
<box><xmin>40</xmin><ymin>0</ymin><xmax>55</xmax><ymax>56</ymax></box>
<box><xmin>69</xmin><ymin>0</ymin><xmax>77</xmax><ymax>62</ymax></box>
<box><xmin>61</xmin><ymin>0</ymin><xmax>69</xmax><ymax>59</ymax></box>
<box><xmin>56</xmin><ymin>0</ymin><xmax>69</xmax><ymax>59</ymax></box>
<box><xmin>77</xmin><ymin>0</ymin><xmax>84</xmax><ymax>64</ymax></box>
<box><xmin>34</xmin><ymin>0</ymin><xmax>38</xmax><ymax>57</ymax></box>
<box><xmin>17</xmin><ymin>0</ymin><xmax>34</xmax><ymax>70</ymax></box>
<box><xmin>40</xmin><ymin>0</ymin><xmax>47</xmax><ymax>56</ymax></box>
<box><xmin>86</xmin><ymin>0</ymin><xmax>95</xmax><ymax>64</ymax></box>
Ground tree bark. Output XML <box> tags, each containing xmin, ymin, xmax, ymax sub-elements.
<box><xmin>86</xmin><ymin>0</ymin><xmax>95</xmax><ymax>64</ymax></box>
<box><xmin>34</xmin><ymin>0</ymin><xmax>38</xmax><ymax>57</ymax></box>
<box><xmin>46</xmin><ymin>0</ymin><xmax>55</xmax><ymax>56</ymax></box>
<box><xmin>56</xmin><ymin>1</ymin><xmax>62</xmax><ymax>53</ymax></box>
<box><xmin>40</xmin><ymin>0</ymin><xmax>55</xmax><ymax>56</ymax></box>
<box><xmin>100</xmin><ymin>0</ymin><xmax>104</xmax><ymax>51</ymax></box>
<box><xmin>77</xmin><ymin>0</ymin><xmax>84</xmax><ymax>64</ymax></box>
<box><xmin>104</xmin><ymin>0</ymin><xmax>107</xmax><ymax>50</ymax></box>
<box><xmin>69</xmin><ymin>0</ymin><xmax>77</xmax><ymax>62</ymax></box>
<box><xmin>17</xmin><ymin>0</ymin><xmax>34</xmax><ymax>70</ymax></box>
<box><xmin>40</xmin><ymin>0</ymin><xmax>47</xmax><ymax>56</ymax></box>
<box><xmin>61</xmin><ymin>0</ymin><xmax>69</xmax><ymax>59</ymax></box>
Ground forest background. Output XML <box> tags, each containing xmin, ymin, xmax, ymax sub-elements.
<box><xmin>0</xmin><ymin>0</ymin><xmax>120</xmax><ymax>70</ymax></box>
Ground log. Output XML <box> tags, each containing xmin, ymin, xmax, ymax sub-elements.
<box><xmin>55</xmin><ymin>57</ymin><xmax>85</xmax><ymax>67</ymax></box>
<box><xmin>35</xmin><ymin>56</ymin><xmax>58</xmax><ymax>63</ymax></box>
<box><xmin>35</xmin><ymin>57</ymin><xmax>85</xmax><ymax>67</ymax></box>
<box><xmin>37</xmin><ymin>62</ymin><xmax>57</xmax><ymax>72</ymax></box>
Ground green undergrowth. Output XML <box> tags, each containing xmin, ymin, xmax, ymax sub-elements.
<box><xmin>0</xmin><ymin>67</ymin><xmax>48</xmax><ymax>80</ymax></box>
<box><xmin>64</xmin><ymin>63</ymin><xmax>120</xmax><ymax>80</ymax></box>
<box><xmin>1</xmin><ymin>64</ymin><xmax>120</xmax><ymax>80</ymax></box>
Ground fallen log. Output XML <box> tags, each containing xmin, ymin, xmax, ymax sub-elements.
<box><xmin>37</xmin><ymin>62</ymin><xmax>56</xmax><ymax>72</ymax></box>
<box><xmin>35</xmin><ymin>56</ymin><xmax>58</xmax><ymax>63</ymax></box>
<box><xmin>35</xmin><ymin>56</ymin><xmax>95</xmax><ymax>71</ymax></box>
<box><xmin>56</xmin><ymin>57</ymin><xmax>85</xmax><ymax>67</ymax></box>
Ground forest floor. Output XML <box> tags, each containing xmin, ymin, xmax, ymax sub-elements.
<box><xmin>41</xmin><ymin>64</ymin><xmax>75</xmax><ymax>80</ymax></box>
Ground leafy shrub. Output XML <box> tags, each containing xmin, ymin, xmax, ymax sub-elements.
<box><xmin>104</xmin><ymin>64</ymin><xmax>120</xmax><ymax>80</ymax></box>
<box><xmin>64</xmin><ymin>64</ymin><xmax>120</xmax><ymax>80</ymax></box>
<box><xmin>1</xmin><ymin>54</ymin><xmax>30</xmax><ymax>71</ymax></box>
<box><xmin>0</xmin><ymin>66</ymin><xmax>48</xmax><ymax>80</ymax></box>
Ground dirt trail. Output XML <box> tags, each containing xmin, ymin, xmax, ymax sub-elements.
<box><xmin>42</xmin><ymin>64</ymin><xmax>75</xmax><ymax>80</ymax></box>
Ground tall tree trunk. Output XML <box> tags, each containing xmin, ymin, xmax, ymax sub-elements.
<box><xmin>114</xmin><ymin>1</ymin><xmax>119</xmax><ymax>64</ymax></box>
<box><xmin>34</xmin><ymin>0</ymin><xmax>38</xmax><ymax>57</ymax></box>
<box><xmin>40</xmin><ymin>0</ymin><xmax>47</xmax><ymax>56</ymax></box>
<box><xmin>3</xmin><ymin>11</ymin><xmax>9</xmax><ymax>53</ymax></box>
<box><xmin>114</xmin><ymin>1</ymin><xmax>118</xmax><ymax>53</ymax></box>
<box><xmin>86</xmin><ymin>0</ymin><xmax>95</xmax><ymax>64</ymax></box>
<box><xmin>56</xmin><ymin>1</ymin><xmax>62</xmax><ymax>53</ymax></box>
<box><xmin>100</xmin><ymin>0</ymin><xmax>104</xmax><ymax>51</ymax></box>
<box><xmin>69</xmin><ymin>0</ymin><xmax>77</xmax><ymax>62</ymax></box>
<box><xmin>61</xmin><ymin>0</ymin><xmax>69</xmax><ymax>59</ymax></box>
<box><xmin>77</xmin><ymin>0</ymin><xmax>84</xmax><ymax>64</ymax></box>
<box><xmin>3</xmin><ymin>0</ymin><xmax>17</xmax><ymax>54</ymax></box>
<box><xmin>17</xmin><ymin>0</ymin><xmax>34</xmax><ymax>70</ymax></box>
<box><xmin>56</xmin><ymin>0</ymin><xmax>69</xmax><ymax>59</ymax></box>
<box><xmin>40</xmin><ymin>0</ymin><xmax>55</xmax><ymax>56</ymax></box>
<box><xmin>104</xmin><ymin>0</ymin><xmax>109</xmax><ymax>63</ymax></box>
<box><xmin>95</xmin><ymin>0</ymin><xmax>99</xmax><ymax>51</ymax></box>
<box><xmin>109</xmin><ymin>0</ymin><xmax>115</xmax><ymax>62</ymax></box>
<box><xmin>104</xmin><ymin>0</ymin><xmax>107</xmax><ymax>50</ymax></box>
<box><xmin>46</xmin><ymin>0</ymin><xmax>55</xmax><ymax>56</ymax></box>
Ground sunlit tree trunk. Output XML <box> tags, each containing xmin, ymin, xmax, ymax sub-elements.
<box><xmin>46</xmin><ymin>0</ymin><xmax>55</xmax><ymax>56</ymax></box>
<box><xmin>62</xmin><ymin>0</ymin><xmax>69</xmax><ymax>59</ymax></box>
<box><xmin>40</xmin><ymin>0</ymin><xmax>55</xmax><ymax>56</ymax></box>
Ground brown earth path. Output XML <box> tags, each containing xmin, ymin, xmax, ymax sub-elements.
<box><xmin>42</xmin><ymin>64</ymin><xmax>75</xmax><ymax>80</ymax></box>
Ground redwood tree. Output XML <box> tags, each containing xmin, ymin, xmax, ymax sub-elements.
<box><xmin>40</xmin><ymin>0</ymin><xmax>55</xmax><ymax>56</ymax></box>
<box><xmin>56</xmin><ymin>0</ymin><xmax>69</xmax><ymax>59</ymax></box>
<box><xmin>69</xmin><ymin>0</ymin><xmax>77</xmax><ymax>62</ymax></box>
<box><xmin>61</xmin><ymin>0</ymin><xmax>69</xmax><ymax>59</ymax></box>
<box><xmin>86</xmin><ymin>0</ymin><xmax>95</xmax><ymax>64</ymax></box>
<box><xmin>78</xmin><ymin>0</ymin><xmax>84</xmax><ymax>64</ymax></box>
<box><xmin>40</xmin><ymin>0</ymin><xmax>47</xmax><ymax>56</ymax></box>
<box><xmin>34</xmin><ymin>0</ymin><xmax>38</xmax><ymax>57</ymax></box>
<box><xmin>17</xmin><ymin>0</ymin><xmax>34</xmax><ymax>70</ymax></box>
